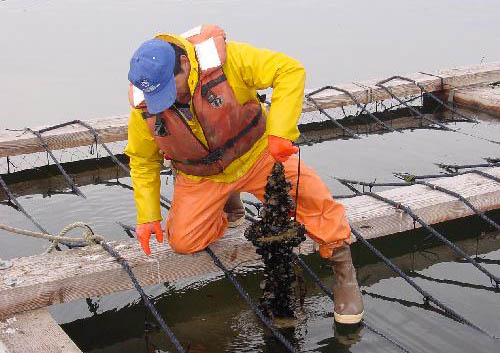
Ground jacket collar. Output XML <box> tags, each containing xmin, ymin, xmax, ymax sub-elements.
<box><xmin>154</xmin><ymin>33</ymin><xmax>199</xmax><ymax>96</ymax></box>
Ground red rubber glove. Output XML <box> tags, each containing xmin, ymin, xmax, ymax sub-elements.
<box><xmin>268</xmin><ymin>135</ymin><xmax>299</xmax><ymax>162</ymax></box>
<box><xmin>135</xmin><ymin>221</ymin><xmax>164</xmax><ymax>256</ymax></box>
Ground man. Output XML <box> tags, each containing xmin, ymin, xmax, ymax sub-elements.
<box><xmin>125</xmin><ymin>25</ymin><xmax>364</xmax><ymax>324</ymax></box>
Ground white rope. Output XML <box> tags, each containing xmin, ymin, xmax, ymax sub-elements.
<box><xmin>0</xmin><ymin>222</ymin><xmax>104</xmax><ymax>254</ymax></box>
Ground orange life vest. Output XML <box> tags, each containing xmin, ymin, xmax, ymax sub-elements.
<box><xmin>129</xmin><ymin>25</ymin><xmax>266</xmax><ymax>176</ymax></box>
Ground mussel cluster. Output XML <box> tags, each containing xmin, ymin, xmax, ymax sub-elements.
<box><xmin>245</xmin><ymin>162</ymin><xmax>307</xmax><ymax>320</ymax></box>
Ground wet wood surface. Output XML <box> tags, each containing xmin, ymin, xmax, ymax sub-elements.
<box><xmin>0</xmin><ymin>116</ymin><xmax>128</xmax><ymax>159</ymax></box>
<box><xmin>453</xmin><ymin>84</ymin><xmax>500</xmax><ymax>116</ymax></box>
<box><xmin>1</xmin><ymin>62</ymin><xmax>499</xmax><ymax>158</ymax></box>
<box><xmin>0</xmin><ymin>308</ymin><xmax>82</xmax><ymax>353</ymax></box>
<box><xmin>0</xmin><ymin>167</ymin><xmax>499</xmax><ymax>319</ymax></box>
<box><xmin>301</xmin><ymin>61</ymin><xmax>500</xmax><ymax>111</ymax></box>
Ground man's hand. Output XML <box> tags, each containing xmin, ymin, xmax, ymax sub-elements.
<box><xmin>135</xmin><ymin>221</ymin><xmax>164</xmax><ymax>256</ymax></box>
<box><xmin>268</xmin><ymin>135</ymin><xmax>299</xmax><ymax>162</ymax></box>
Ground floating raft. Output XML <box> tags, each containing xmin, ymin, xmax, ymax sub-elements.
<box><xmin>1</xmin><ymin>62</ymin><xmax>500</xmax><ymax>352</ymax></box>
<box><xmin>452</xmin><ymin>84</ymin><xmax>500</xmax><ymax>116</ymax></box>
<box><xmin>1</xmin><ymin>167</ymin><xmax>499</xmax><ymax>321</ymax></box>
<box><xmin>0</xmin><ymin>308</ymin><xmax>82</xmax><ymax>353</ymax></box>
<box><xmin>0</xmin><ymin>62</ymin><xmax>499</xmax><ymax>158</ymax></box>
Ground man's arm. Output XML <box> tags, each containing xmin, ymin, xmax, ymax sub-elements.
<box><xmin>124</xmin><ymin>108</ymin><xmax>164</xmax><ymax>224</ymax></box>
<box><xmin>227</xmin><ymin>41</ymin><xmax>306</xmax><ymax>141</ymax></box>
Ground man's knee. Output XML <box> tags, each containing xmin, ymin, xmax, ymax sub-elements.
<box><xmin>168</xmin><ymin>229</ymin><xmax>199</xmax><ymax>254</ymax></box>
<box><xmin>167</xmin><ymin>217</ymin><xmax>227</xmax><ymax>254</ymax></box>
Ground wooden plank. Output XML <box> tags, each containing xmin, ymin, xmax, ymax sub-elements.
<box><xmin>301</xmin><ymin>61</ymin><xmax>500</xmax><ymax>112</ymax></box>
<box><xmin>299</xmin><ymin>113</ymin><xmax>437</xmax><ymax>143</ymax></box>
<box><xmin>0</xmin><ymin>167</ymin><xmax>499</xmax><ymax>319</ymax></box>
<box><xmin>432</xmin><ymin>61</ymin><xmax>500</xmax><ymax>89</ymax></box>
<box><xmin>302</xmin><ymin>72</ymin><xmax>440</xmax><ymax>112</ymax></box>
<box><xmin>453</xmin><ymin>85</ymin><xmax>500</xmax><ymax>116</ymax></box>
<box><xmin>0</xmin><ymin>308</ymin><xmax>82</xmax><ymax>353</ymax></box>
<box><xmin>0</xmin><ymin>116</ymin><xmax>128</xmax><ymax>159</ymax></box>
<box><xmin>1</xmin><ymin>62</ymin><xmax>499</xmax><ymax>159</ymax></box>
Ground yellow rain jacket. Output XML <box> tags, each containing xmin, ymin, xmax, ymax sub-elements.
<box><xmin>125</xmin><ymin>33</ymin><xmax>306</xmax><ymax>224</ymax></box>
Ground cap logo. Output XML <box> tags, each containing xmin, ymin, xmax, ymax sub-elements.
<box><xmin>140</xmin><ymin>79</ymin><xmax>160</xmax><ymax>93</ymax></box>
<box><xmin>140</xmin><ymin>79</ymin><xmax>151</xmax><ymax>88</ymax></box>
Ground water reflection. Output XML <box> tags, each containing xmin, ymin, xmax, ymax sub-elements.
<box><xmin>409</xmin><ymin>271</ymin><xmax>500</xmax><ymax>293</ymax></box>
<box><xmin>55</xmin><ymin>222</ymin><xmax>500</xmax><ymax>353</ymax></box>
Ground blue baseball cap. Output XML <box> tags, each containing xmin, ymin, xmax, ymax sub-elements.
<box><xmin>128</xmin><ymin>39</ymin><xmax>177</xmax><ymax>114</ymax></box>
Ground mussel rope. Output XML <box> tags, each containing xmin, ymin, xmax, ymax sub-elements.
<box><xmin>249</xmin><ymin>155</ymin><xmax>410</xmax><ymax>352</ymax></box>
<box><xmin>118</xmin><ymin>202</ymin><xmax>299</xmax><ymax>351</ymax></box>
<box><xmin>205</xmin><ymin>247</ymin><xmax>299</xmax><ymax>353</ymax></box>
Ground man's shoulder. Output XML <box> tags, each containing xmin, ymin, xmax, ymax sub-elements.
<box><xmin>226</xmin><ymin>40</ymin><xmax>260</xmax><ymax>53</ymax></box>
<box><xmin>225</xmin><ymin>40</ymin><xmax>245</xmax><ymax>57</ymax></box>
<box><xmin>225</xmin><ymin>40</ymin><xmax>266</xmax><ymax>68</ymax></box>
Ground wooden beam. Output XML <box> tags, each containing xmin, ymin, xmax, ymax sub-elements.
<box><xmin>453</xmin><ymin>85</ymin><xmax>500</xmax><ymax>116</ymax></box>
<box><xmin>299</xmin><ymin>113</ymin><xmax>437</xmax><ymax>143</ymax></box>
<box><xmin>0</xmin><ymin>168</ymin><xmax>499</xmax><ymax>319</ymax></box>
<box><xmin>1</xmin><ymin>62</ymin><xmax>499</xmax><ymax>159</ymax></box>
<box><xmin>301</xmin><ymin>61</ymin><xmax>500</xmax><ymax>112</ymax></box>
<box><xmin>0</xmin><ymin>116</ymin><xmax>128</xmax><ymax>159</ymax></box>
<box><xmin>0</xmin><ymin>308</ymin><xmax>82</xmax><ymax>353</ymax></box>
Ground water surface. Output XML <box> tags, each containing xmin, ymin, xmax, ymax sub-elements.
<box><xmin>1</xmin><ymin>1</ymin><xmax>500</xmax><ymax>352</ymax></box>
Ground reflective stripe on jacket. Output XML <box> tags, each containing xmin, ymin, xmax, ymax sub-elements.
<box><xmin>124</xmin><ymin>28</ymin><xmax>306</xmax><ymax>224</ymax></box>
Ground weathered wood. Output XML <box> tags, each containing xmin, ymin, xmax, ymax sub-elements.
<box><xmin>0</xmin><ymin>308</ymin><xmax>82</xmax><ymax>353</ymax></box>
<box><xmin>453</xmin><ymin>84</ymin><xmax>500</xmax><ymax>116</ymax></box>
<box><xmin>299</xmin><ymin>113</ymin><xmax>438</xmax><ymax>143</ymax></box>
<box><xmin>0</xmin><ymin>168</ymin><xmax>499</xmax><ymax>319</ymax></box>
<box><xmin>302</xmin><ymin>61</ymin><xmax>500</xmax><ymax>112</ymax></box>
<box><xmin>1</xmin><ymin>62</ymin><xmax>499</xmax><ymax>159</ymax></box>
<box><xmin>0</xmin><ymin>116</ymin><xmax>128</xmax><ymax>159</ymax></box>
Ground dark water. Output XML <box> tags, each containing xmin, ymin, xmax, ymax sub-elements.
<box><xmin>1</xmin><ymin>0</ymin><xmax>500</xmax><ymax>352</ymax></box>
<box><xmin>56</xmin><ymin>219</ymin><xmax>500</xmax><ymax>353</ymax></box>
<box><xmin>1</xmin><ymin>113</ymin><xmax>499</xmax><ymax>352</ymax></box>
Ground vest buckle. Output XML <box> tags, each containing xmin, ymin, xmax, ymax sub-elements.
<box><xmin>207</xmin><ymin>92</ymin><xmax>224</xmax><ymax>108</ymax></box>
<box><xmin>154</xmin><ymin>115</ymin><xmax>169</xmax><ymax>136</ymax></box>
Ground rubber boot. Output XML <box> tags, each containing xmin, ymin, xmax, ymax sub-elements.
<box><xmin>224</xmin><ymin>192</ymin><xmax>245</xmax><ymax>228</ymax></box>
<box><xmin>330</xmin><ymin>242</ymin><xmax>364</xmax><ymax>324</ymax></box>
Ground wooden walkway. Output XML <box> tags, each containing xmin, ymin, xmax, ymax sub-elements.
<box><xmin>0</xmin><ymin>62</ymin><xmax>499</xmax><ymax>159</ymax></box>
<box><xmin>0</xmin><ymin>309</ymin><xmax>82</xmax><ymax>353</ymax></box>
<box><xmin>1</xmin><ymin>167</ymin><xmax>499</xmax><ymax>320</ymax></box>
<box><xmin>453</xmin><ymin>84</ymin><xmax>500</xmax><ymax>116</ymax></box>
